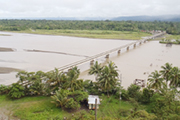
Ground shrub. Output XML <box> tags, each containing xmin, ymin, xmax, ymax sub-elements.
<box><xmin>127</xmin><ymin>84</ymin><xmax>142</xmax><ymax>101</ymax></box>
<box><xmin>141</xmin><ymin>88</ymin><xmax>154</xmax><ymax>104</ymax></box>
<box><xmin>8</xmin><ymin>83</ymin><xmax>25</xmax><ymax>99</ymax></box>
<box><xmin>0</xmin><ymin>85</ymin><xmax>10</xmax><ymax>95</ymax></box>
<box><xmin>118</xmin><ymin>108</ymin><xmax>130</xmax><ymax>117</ymax></box>
<box><xmin>64</xmin><ymin>98</ymin><xmax>80</xmax><ymax>110</ymax></box>
<box><xmin>127</xmin><ymin>110</ymin><xmax>157</xmax><ymax>120</ymax></box>
<box><xmin>69</xmin><ymin>110</ymin><xmax>94</xmax><ymax>120</ymax></box>
<box><xmin>120</xmin><ymin>89</ymin><xmax>129</xmax><ymax>100</ymax></box>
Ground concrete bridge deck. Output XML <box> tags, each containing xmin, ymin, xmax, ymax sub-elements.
<box><xmin>56</xmin><ymin>32</ymin><xmax>166</xmax><ymax>71</ymax></box>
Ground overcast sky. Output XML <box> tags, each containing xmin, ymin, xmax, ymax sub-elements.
<box><xmin>0</xmin><ymin>0</ymin><xmax>180</xmax><ymax>18</ymax></box>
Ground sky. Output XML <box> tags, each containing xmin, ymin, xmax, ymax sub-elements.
<box><xmin>0</xmin><ymin>0</ymin><xmax>180</xmax><ymax>18</ymax></box>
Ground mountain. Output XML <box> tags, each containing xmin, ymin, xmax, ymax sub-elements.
<box><xmin>111</xmin><ymin>15</ymin><xmax>180</xmax><ymax>21</ymax></box>
<box><xmin>2</xmin><ymin>15</ymin><xmax>180</xmax><ymax>21</ymax></box>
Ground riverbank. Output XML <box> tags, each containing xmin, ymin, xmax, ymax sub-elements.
<box><xmin>159</xmin><ymin>34</ymin><xmax>180</xmax><ymax>44</ymax></box>
<box><xmin>0</xmin><ymin>34</ymin><xmax>11</xmax><ymax>36</ymax></box>
<box><xmin>12</xmin><ymin>29</ymin><xmax>151</xmax><ymax>40</ymax></box>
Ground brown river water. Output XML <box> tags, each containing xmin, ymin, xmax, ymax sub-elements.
<box><xmin>0</xmin><ymin>31</ymin><xmax>180</xmax><ymax>88</ymax></box>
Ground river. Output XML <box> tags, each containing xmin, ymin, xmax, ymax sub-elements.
<box><xmin>0</xmin><ymin>31</ymin><xmax>180</xmax><ymax>88</ymax></box>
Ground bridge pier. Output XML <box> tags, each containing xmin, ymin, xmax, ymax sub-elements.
<box><xmin>68</xmin><ymin>68</ymin><xmax>72</xmax><ymax>72</ymax></box>
<box><xmin>117</xmin><ymin>50</ymin><xmax>121</xmax><ymax>54</ymax></box>
<box><xmin>105</xmin><ymin>54</ymin><xmax>109</xmax><ymax>59</ymax></box>
<box><xmin>127</xmin><ymin>46</ymin><xmax>129</xmax><ymax>51</ymax></box>
<box><xmin>133</xmin><ymin>44</ymin><xmax>136</xmax><ymax>48</ymax></box>
<box><xmin>90</xmin><ymin>60</ymin><xmax>94</xmax><ymax>66</ymax></box>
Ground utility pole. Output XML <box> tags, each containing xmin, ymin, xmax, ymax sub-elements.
<box><xmin>119</xmin><ymin>74</ymin><xmax>122</xmax><ymax>100</ymax></box>
<box><xmin>95</xmin><ymin>98</ymin><xmax>97</xmax><ymax>120</ymax></box>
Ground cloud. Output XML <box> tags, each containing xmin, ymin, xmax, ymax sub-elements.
<box><xmin>0</xmin><ymin>0</ymin><xmax>180</xmax><ymax>18</ymax></box>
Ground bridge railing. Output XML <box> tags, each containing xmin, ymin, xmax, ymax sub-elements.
<box><xmin>55</xmin><ymin>32</ymin><xmax>165</xmax><ymax>72</ymax></box>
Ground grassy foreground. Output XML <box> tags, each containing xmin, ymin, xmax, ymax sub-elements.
<box><xmin>0</xmin><ymin>95</ymin><xmax>134</xmax><ymax>120</ymax></box>
<box><xmin>15</xmin><ymin>29</ymin><xmax>151</xmax><ymax>40</ymax></box>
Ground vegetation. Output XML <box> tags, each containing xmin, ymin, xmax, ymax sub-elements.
<box><xmin>159</xmin><ymin>34</ymin><xmax>180</xmax><ymax>44</ymax></box>
<box><xmin>0</xmin><ymin>20</ymin><xmax>180</xmax><ymax>35</ymax></box>
<box><xmin>1</xmin><ymin>20</ymin><xmax>180</xmax><ymax>40</ymax></box>
<box><xmin>0</xmin><ymin>62</ymin><xmax>180</xmax><ymax>120</ymax></box>
<box><xmin>15</xmin><ymin>29</ymin><xmax>150</xmax><ymax>40</ymax></box>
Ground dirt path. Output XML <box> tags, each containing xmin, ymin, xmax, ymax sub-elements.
<box><xmin>0</xmin><ymin>108</ymin><xmax>19</xmax><ymax>120</ymax></box>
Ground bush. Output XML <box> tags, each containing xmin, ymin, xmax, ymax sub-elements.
<box><xmin>166</xmin><ymin>114</ymin><xmax>180</xmax><ymax>120</ymax></box>
<box><xmin>8</xmin><ymin>83</ymin><xmax>25</xmax><ymax>99</ymax></box>
<box><xmin>118</xmin><ymin>108</ymin><xmax>130</xmax><ymax>117</ymax></box>
<box><xmin>0</xmin><ymin>85</ymin><xmax>10</xmax><ymax>95</ymax></box>
<box><xmin>127</xmin><ymin>84</ymin><xmax>142</xmax><ymax>101</ymax></box>
<box><xmin>120</xmin><ymin>89</ymin><xmax>129</xmax><ymax>100</ymax></box>
<box><xmin>127</xmin><ymin>110</ymin><xmax>157</xmax><ymax>120</ymax></box>
<box><xmin>64</xmin><ymin>98</ymin><xmax>80</xmax><ymax>110</ymax></box>
<box><xmin>141</xmin><ymin>88</ymin><xmax>154</xmax><ymax>104</ymax></box>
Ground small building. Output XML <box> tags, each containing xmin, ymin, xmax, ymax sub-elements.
<box><xmin>88</xmin><ymin>95</ymin><xmax>101</xmax><ymax>109</ymax></box>
<box><xmin>134</xmin><ymin>79</ymin><xmax>145</xmax><ymax>87</ymax></box>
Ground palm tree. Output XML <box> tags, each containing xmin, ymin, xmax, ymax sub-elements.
<box><xmin>89</xmin><ymin>61</ymin><xmax>103</xmax><ymax>81</ymax></box>
<box><xmin>148</xmin><ymin>70</ymin><xmax>163</xmax><ymax>91</ymax></box>
<box><xmin>98</xmin><ymin>66</ymin><xmax>118</xmax><ymax>97</ymax></box>
<box><xmin>160</xmin><ymin>63</ymin><xmax>172</xmax><ymax>85</ymax></box>
<box><xmin>169</xmin><ymin>67</ymin><xmax>180</xmax><ymax>87</ymax></box>
<box><xmin>108</xmin><ymin>61</ymin><xmax>119</xmax><ymax>78</ymax></box>
<box><xmin>46</xmin><ymin>68</ymin><xmax>66</xmax><ymax>90</ymax></box>
<box><xmin>51</xmin><ymin>89</ymin><xmax>70</xmax><ymax>109</ymax></box>
<box><xmin>63</xmin><ymin>67</ymin><xmax>83</xmax><ymax>92</ymax></box>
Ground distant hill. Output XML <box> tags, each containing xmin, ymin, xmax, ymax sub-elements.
<box><xmin>111</xmin><ymin>15</ymin><xmax>180</xmax><ymax>22</ymax></box>
<box><xmin>2</xmin><ymin>15</ymin><xmax>180</xmax><ymax>22</ymax></box>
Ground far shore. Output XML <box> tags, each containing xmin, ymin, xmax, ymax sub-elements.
<box><xmin>0</xmin><ymin>34</ymin><xmax>11</xmax><ymax>36</ymax></box>
<box><xmin>9</xmin><ymin>29</ymin><xmax>152</xmax><ymax>40</ymax></box>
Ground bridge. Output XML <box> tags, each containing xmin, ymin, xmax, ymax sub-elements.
<box><xmin>56</xmin><ymin>32</ymin><xmax>166</xmax><ymax>72</ymax></box>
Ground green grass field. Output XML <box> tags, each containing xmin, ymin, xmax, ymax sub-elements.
<box><xmin>164</xmin><ymin>34</ymin><xmax>180</xmax><ymax>40</ymax></box>
<box><xmin>0</xmin><ymin>95</ymin><xmax>136</xmax><ymax>120</ymax></box>
<box><xmin>15</xmin><ymin>29</ymin><xmax>151</xmax><ymax>40</ymax></box>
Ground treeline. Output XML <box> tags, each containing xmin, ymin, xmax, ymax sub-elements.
<box><xmin>0</xmin><ymin>20</ymin><xmax>180</xmax><ymax>35</ymax></box>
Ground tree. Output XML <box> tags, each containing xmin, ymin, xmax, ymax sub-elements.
<box><xmin>127</xmin><ymin>84</ymin><xmax>141</xmax><ymax>101</ymax></box>
<box><xmin>51</xmin><ymin>89</ymin><xmax>87</xmax><ymax>110</ymax></box>
<box><xmin>46</xmin><ymin>68</ymin><xmax>66</xmax><ymax>91</ymax></box>
<box><xmin>169</xmin><ymin>67</ymin><xmax>180</xmax><ymax>87</ymax></box>
<box><xmin>148</xmin><ymin>70</ymin><xmax>163</xmax><ymax>91</ymax></box>
<box><xmin>141</xmin><ymin>88</ymin><xmax>154</xmax><ymax>104</ymax></box>
<box><xmin>63</xmin><ymin>67</ymin><xmax>83</xmax><ymax>92</ymax></box>
<box><xmin>16</xmin><ymin>71</ymin><xmax>46</xmax><ymax>96</ymax></box>
<box><xmin>98</xmin><ymin>66</ymin><xmax>118</xmax><ymax>97</ymax></box>
<box><xmin>89</xmin><ymin>61</ymin><xmax>103</xmax><ymax>81</ymax></box>
<box><xmin>8</xmin><ymin>83</ymin><xmax>25</xmax><ymax>99</ymax></box>
<box><xmin>160</xmin><ymin>63</ymin><xmax>172</xmax><ymax>85</ymax></box>
<box><xmin>0</xmin><ymin>85</ymin><xmax>10</xmax><ymax>95</ymax></box>
<box><xmin>107</xmin><ymin>61</ymin><xmax>119</xmax><ymax>78</ymax></box>
<box><xmin>51</xmin><ymin>89</ymin><xmax>70</xmax><ymax>109</ymax></box>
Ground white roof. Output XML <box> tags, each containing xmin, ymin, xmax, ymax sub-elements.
<box><xmin>88</xmin><ymin>95</ymin><xmax>100</xmax><ymax>104</ymax></box>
